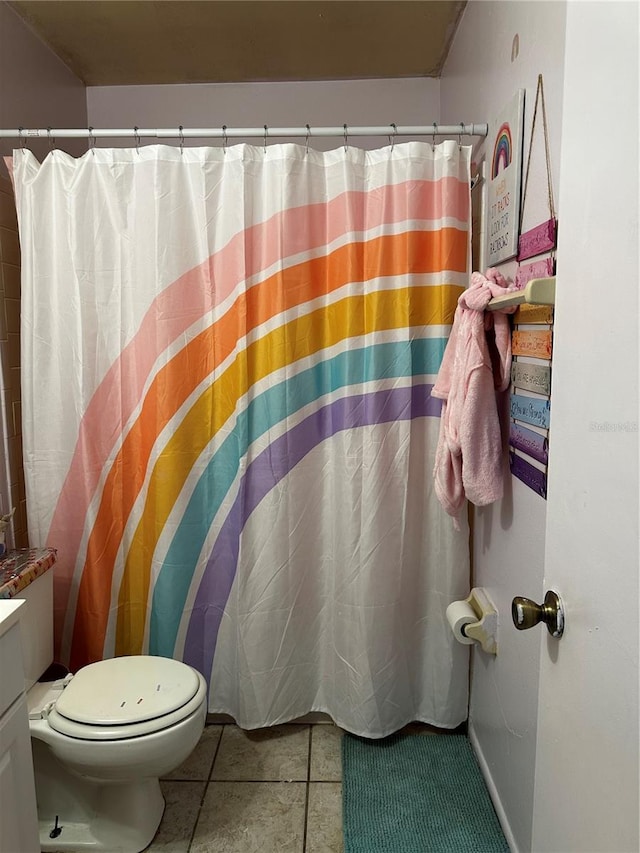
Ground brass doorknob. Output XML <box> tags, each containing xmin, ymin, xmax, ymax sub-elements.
<box><xmin>511</xmin><ymin>590</ymin><xmax>564</xmax><ymax>638</ymax></box>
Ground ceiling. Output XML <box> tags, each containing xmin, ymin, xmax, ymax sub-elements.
<box><xmin>9</xmin><ymin>1</ymin><xmax>466</xmax><ymax>86</ymax></box>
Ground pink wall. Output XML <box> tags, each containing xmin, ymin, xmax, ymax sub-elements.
<box><xmin>440</xmin><ymin>2</ymin><xmax>567</xmax><ymax>850</ymax></box>
<box><xmin>87</xmin><ymin>78</ymin><xmax>440</xmax><ymax>149</ymax></box>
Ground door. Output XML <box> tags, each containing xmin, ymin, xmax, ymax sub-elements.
<box><xmin>531</xmin><ymin>4</ymin><xmax>639</xmax><ymax>851</ymax></box>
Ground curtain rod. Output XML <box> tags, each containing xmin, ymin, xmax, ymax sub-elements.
<box><xmin>0</xmin><ymin>123</ymin><xmax>488</xmax><ymax>141</ymax></box>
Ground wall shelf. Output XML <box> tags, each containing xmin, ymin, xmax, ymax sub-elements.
<box><xmin>486</xmin><ymin>277</ymin><xmax>556</xmax><ymax>312</ymax></box>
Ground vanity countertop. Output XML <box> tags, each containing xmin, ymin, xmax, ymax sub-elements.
<box><xmin>0</xmin><ymin>548</ymin><xmax>57</xmax><ymax>599</ymax></box>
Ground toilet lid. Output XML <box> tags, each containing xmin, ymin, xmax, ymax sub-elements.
<box><xmin>54</xmin><ymin>656</ymin><xmax>200</xmax><ymax>726</ymax></box>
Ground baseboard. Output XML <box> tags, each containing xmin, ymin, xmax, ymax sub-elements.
<box><xmin>469</xmin><ymin>724</ymin><xmax>519</xmax><ymax>853</ymax></box>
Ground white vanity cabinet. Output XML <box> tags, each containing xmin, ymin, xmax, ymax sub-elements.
<box><xmin>0</xmin><ymin>600</ymin><xmax>39</xmax><ymax>853</ymax></box>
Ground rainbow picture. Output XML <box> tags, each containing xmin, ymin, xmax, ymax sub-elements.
<box><xmin>487</xmin><ymin>90</ymin><xmax>525</xmax><ymax>265</ymax></box>
<box><xmin>491</xmin><ymin>122</ymin><xmax>512</xmax><ymax>179</ymax></box>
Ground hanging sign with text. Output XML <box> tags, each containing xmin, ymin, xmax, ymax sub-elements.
<box><xmin>511</xmin><ymin>329</ymin><xmax>553</xmax><ymax>359</ymax></box>
<box><xmin>486</xmin><ymin>90</ymin><xmax>525</xmax><ymax>265</ymax></box>
<box><xmin>518</xmin><ymin>218</ymin><xmax>558</xmax><ymax>261</ymax></box>
<box><xmin>511</xmin><ymin>361</ymin><xmax>552</xmax><ymax>396</ymax></box>
<box><xmin>509</xmin><ymin>423</ymin><xmax>549</xmax><ymax>465</ymax></box>
<box><xmin>515</xmin><ymin>258</ymin><xmax>555</xmax><ymax>290</ymax></box>
<box><xmin>510</xmin><ymin>394</ymin><xmax>551</xmax><ymax>429</ymax></box>
<box><xmin>513</xmin><ymin>304</ymin><xmax>554</xmax><ymax>325</ymax></box>
<box><xmin>510</xmin><ymin>452</ymin><xmax>548</xmax><ymax>499</ymax></box>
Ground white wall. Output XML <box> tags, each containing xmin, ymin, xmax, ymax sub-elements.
<box><xmin>0</xmin><ymin>2</ymin><xmax>87</xmax><ymax>161</ymax></box>
<box><xmin>87</xmin><ymin>77</ymin><xmax>440</xmax><ymax>149</ymax></box>
<box><xmin>532</xmin><ymin>3</ymin><xmax>639</xmax><ymax>850</ymax></box>
<box><xmin>440</xmin><ymin>3</ymin><xmax>567</xmax><ymax>851</ymax></box>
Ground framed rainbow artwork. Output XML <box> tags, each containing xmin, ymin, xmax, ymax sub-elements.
<box><xmin>486</xmin><ymin>90</ymin><xmax>525</xmax><ymax>265</ymax></box>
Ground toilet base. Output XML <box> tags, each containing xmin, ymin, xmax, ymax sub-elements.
<box><xmin>37</xmin><ymin>776</ymin><xmax>165</xmax><ymax>853</ymax></box>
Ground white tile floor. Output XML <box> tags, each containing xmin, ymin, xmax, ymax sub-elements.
<box><xmin>150</xmin><ymin>723</ymin><xmax>344</xmax><ymax>853</ymax></box>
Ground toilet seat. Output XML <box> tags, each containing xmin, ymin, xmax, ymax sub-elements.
<box><xmin>44</xmin><ymin>656</ymin><xmax>206</xmax><ymax>741</ymax></box>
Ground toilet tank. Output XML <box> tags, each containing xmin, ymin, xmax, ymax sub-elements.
<box><xmin>15</xmin><ymin>570</ymin><xmax>54</xmax><ymax>691</ymax></box>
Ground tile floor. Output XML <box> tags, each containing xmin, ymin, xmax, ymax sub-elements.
<box><xmin>150</xmin><ymin>722</ymin><xmax>344</xmax><ymax>853</ymax></box>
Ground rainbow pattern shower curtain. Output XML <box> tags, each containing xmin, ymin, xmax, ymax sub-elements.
<box><xmin>12</xmin><ymin>141</ymin><xmax>471</xmax><ymax>737</ymax></box>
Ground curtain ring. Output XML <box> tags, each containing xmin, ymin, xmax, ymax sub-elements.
<box><xmin>18</xmin><ymin>127</ymin><xmax>26</xmax><ymax>150</ymax></box>
<box><xmin>343</xmin><ymin>123</ymin><xmax>348</xmax><ymax>152</ymax></box>
<box><xmin>179</xmin><ymin>125</ymin><xmax>184</xmax><ymax>156</ymax></box>
<box><xmin>134</xmin><ymin>126</ymin><xmax>141</xmax><ymax>154</ymax></box>
<box><xmin>222</xmin><ymin>125</ymin><xmax>228</xmax><ymax>154</ymax></box>
<box><xmin>388</xmin><ymin>123</ymin><xmax>397</xmax><ymax>151</ymax></box>
<box><xmin>305</xmin><ymin>124</ymin><xmax>310</xmax><ymax>156</ymax></box>
<box><xmin>263</xmin><ymin>125</ymin><xmax>268</xmax><ymax>154</ymax></box>
<box><xmin>458</xmin><ymin>122</ymin><xmax>465</xmax><ymax>151</ymax></box>
<box><xmin>432</xmin><ymin>122</ymin><xmax>437</xmax><ymax>152</ymax></box>
<box><xmin>88</xmin><ymin>126</ymin><xmax>96</xmax><ymax>156</ymax></box>
<box><xmin>47</xmin><ymin>127</ymin><xmax>55</xmax><ymax>154</ymax></box>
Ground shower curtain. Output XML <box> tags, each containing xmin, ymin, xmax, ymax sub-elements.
<box><xmin>11</xmin><ymin>140</ymin><xmax>471</xmax><ymax>737</ymax></box>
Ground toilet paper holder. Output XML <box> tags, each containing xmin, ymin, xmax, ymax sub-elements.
<box><xmin>463</xmin><ymin>588</ymin><xmax>498</xmax><ymax>655</ymax></box>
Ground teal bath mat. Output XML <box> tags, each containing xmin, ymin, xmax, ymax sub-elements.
<box><xmin>342</xmin><ymin>733</ymin><xmax>509</xmax><ymax>853</ymax></box>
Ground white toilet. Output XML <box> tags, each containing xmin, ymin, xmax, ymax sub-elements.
<box><xmin>18</xmin><ymin>569</ymin><xmax>207</xmax><ymax>853</ymax></box>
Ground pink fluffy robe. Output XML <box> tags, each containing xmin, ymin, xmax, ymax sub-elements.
<box><xmin>432</xmin><ymin>269</ymin><xmax>516</xmax><ymax>528</ymax></box>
